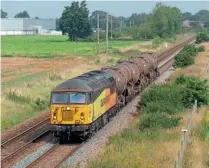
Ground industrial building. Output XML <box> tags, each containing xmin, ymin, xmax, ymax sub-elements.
<box><xmin>0</xmin><ymin>18</ymin><xmax>61</xmax><ymax>35</ymax></box>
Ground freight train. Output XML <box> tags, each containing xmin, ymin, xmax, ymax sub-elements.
<box><xmin>50</xmin><ymin>52</ymin><xmax>159</xmax><ymax>141</ymax></box>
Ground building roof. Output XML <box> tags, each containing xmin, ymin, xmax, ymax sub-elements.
<box><xmin>1</xmin><ymin>18</ymin><xmax>56</xmax><ymax>31</ymax></box>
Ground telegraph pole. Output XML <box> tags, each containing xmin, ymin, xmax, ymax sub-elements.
<box><xmin>111</xmin><ymin>15</ymin><xmax>113</xmax><ymax>39</ymax></box>
<box><xmin>120</xmin><ymin>18</ymin><xmax>122</xmax><ymax>33</ymax></box>
<box><xmin>106</xmin><ymin>13</ymin><xmax>109</xmax><ymax>55</ymax></box>
<box><xmin>97</xmin><ymin>12</ymin><xmax>100</xmax><ymax>54</ymax></box>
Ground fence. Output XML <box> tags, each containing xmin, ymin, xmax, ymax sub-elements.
<box><xmin>174</xmin><ymin>100</ymin><xmax>197</xmax><ymax>168</ymax></box>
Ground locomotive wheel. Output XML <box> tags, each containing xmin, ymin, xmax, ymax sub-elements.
<box><xmin>59</xmin><ymin>134</ymin><xmax>67</xmax><ymax>144</ymax></box>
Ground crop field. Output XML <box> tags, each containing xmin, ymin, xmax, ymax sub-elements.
<box><xmin>1</xmin><ymin>35</ymin><xmax>140</xmax><ymax>58</ymax></box>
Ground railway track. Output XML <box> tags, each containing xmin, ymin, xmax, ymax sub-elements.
<box><xmin>1</xmin><ymin>117</ymin><xmax>50</xmax><ymax>166</ymax></box>
<box><xmin>26</xmin><ymin>143</ymin><xmax>83</xmax><ymax>168</ymax></box>
<box><xmin>1</xmin><ymin>36</ymin><xmax>196</xmax><ymax>168</ymax></box>
<box><xmin>157</xmin><ymin>36</ymin><xmax>196</xmax><ymax>74</ymax></box>
<box><xmin>157</xmin><ymin>36</ymin><xmax>196</xmax><ymax>62</ymax></box>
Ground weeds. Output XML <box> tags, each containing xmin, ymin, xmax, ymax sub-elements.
<box><xmin>49</xmin><ymin>72</ymin><xmax>63</xmax><ymax>81</ymax></box>
<box><xmin>124</xmin><ymin>49</ymin><xmax>141</xmax><ymax>57</ymax></box>
<box><xmin>94</xmin><ymin>58</ymin><xmax>100</xmax><ymax>64</ymax></box>
<box><xmin>2</xmin><ymin>90</ymin><xmax>49</xmax><ymax>131</ymax></box>
<box><xmin>199</xmin><ymin>110</ymin><xmax>209</xmax><ymax>142</ymax></box>
<box><xmin>197</xmin><ymin>45</ymin><xmax>205</xmax><ymax>52</ymax></box>
<box><xmin>112</xmin><ymin>49</ymin><xmax>124</xmax><ymax>56</ymax></box>
<box><xmin>106</xmin><ymin>58</ymin><xmax>115</xmax><ymax>64</ymax></box>
<box><xmin>6</xmin><ymin>90</ymin><xmax>31</xmax><ymax>104</ymax></box>
<box><xmin>139</xmin><ymin>113</ymin><xmax>181</xmax><ymax>130</ymax></box>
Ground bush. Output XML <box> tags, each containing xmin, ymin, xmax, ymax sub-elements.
<box><xmin>175</xmin><ymin>75</ymin><xmax>209</xmax><ymax>107</ymax></box>
<box><xmin>181</xmin><ymin>45</ymin><xmax>199</xmax><ymax>56</ymax></box>
<box><xmin>174</xmin><ymin>52</ymin><xmax>195</xmax><ymax>67</ymax></box>
<box><xmin>140</xmin><ymin>84</ymin><xmax>183</xmax><ymax>112</ymax></box>
<box><xmin>139</xmin><ymin>84</ymin><xmax>184</xmax><ymax>130</ymax></box>
<box><xmin>111</xmin><ymin>31</ymin><xmax>122</xmax><ymax>39</ymax></box>
<box><xmin>138</xmin><ymin>75</ymin><xmax>209</xmax><ymax>132</ymax></box>
<box><xmin>196</xmin><ymin>31</ymin><xmax>209</xmax><ymax>44</ymax></box>
<box><xmin>139</xmin><ymin>113</ymin><xmax>181</xmax><ymax>130</ymax></box>
<box><xmin>152</xmin><ymin>36</ymin><xmax>163</xmax><ymax>48</ymax></box>
<box><xmin>76</xmin><ymin>32</ymin><xmax>106</xmax><ymax>42</ymax></box>
<box><xmin>197</xmin><ymin>45</ymin><xmax>205</xmax><ymax>52</ymax></box>
<box><xmin>142</xmin><ymin>100</ymin><xmax>182</xmax><ymax>115</ymax></box>
<box><xmin>173</xmin><ymin>45</ymin><xmax>199</xmax><ymax>68</ymax></box>
<box><xmin>34</xmin><ymin>98</ymin><xmax>49</xmax><ymax>111</ymax></box>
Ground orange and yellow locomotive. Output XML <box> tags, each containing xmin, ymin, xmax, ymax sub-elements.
<box><xmin>50</xmin><ymin>53</ymin><xmax>159</xmax><ymax>141</ymax></box>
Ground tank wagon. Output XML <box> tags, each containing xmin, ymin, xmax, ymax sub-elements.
<box><xmin>50</xmin><ymin>52</ymin><xmax>159</xmax><ymax>141</ymax></box>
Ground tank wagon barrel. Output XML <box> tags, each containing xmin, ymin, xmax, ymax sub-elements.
<box><xmin>102</xmin><ymin>66</ymin><xmax>127</xmax><ymax>95</ymax></box>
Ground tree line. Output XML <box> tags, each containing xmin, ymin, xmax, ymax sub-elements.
<box><xmin>59</xmin><ymin>2</ymin><xmax>184</xmax><ymax>41</ymax></box>
<box><xmin>2</xmin><ymin>1</ymin><xmax>209</xmax><ymax>41</ymax></box>
<box><xmin>182</xmin><ymin>10</ymin><xmax>209</xmax><ymax>22</ymax></box>
<box><xmin>1</xmin><ymin>9</ymin><xmax>37</xmax><ymax>18</ymax></box>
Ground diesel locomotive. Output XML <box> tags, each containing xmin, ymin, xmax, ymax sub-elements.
<box><xmin>50</xmin><ymin>52</ymin><xmax>159</xmax><ymax>141</ymax></box>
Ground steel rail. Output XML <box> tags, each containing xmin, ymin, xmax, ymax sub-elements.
<box><xmin>54</xmin><ymin>143</ymin><xmax>84</xmax><ymax>168</ymax></box>
<box><xmin>1</xmin><ymin>117</ymin><xmax>50</xmax><ymax>147</ymax></box>
<box><xmin>26</xmin><ymin>143</ymin><xmax>83</xmax><ymax>168</ymax></box>
<box><xmin>1</xmin><ymin>129</ymin><xmax>50</xmax><ymax>164</ymax></box>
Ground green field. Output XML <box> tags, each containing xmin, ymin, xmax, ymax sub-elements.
<box><xmin>1</xmin><ymin>35</ymin><xmax>140</xmax><ymax>58</ymax></box>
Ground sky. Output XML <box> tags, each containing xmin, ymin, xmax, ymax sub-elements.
<box><xmin>1</xmin><ymin>1</ymin><xmax>209</xmax><ymax>19</ymax></box>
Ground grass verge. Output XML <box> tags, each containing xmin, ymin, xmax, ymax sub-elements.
<box><xmin>88</xmin><ymin>74</ymin><xmax>209</xmax><ymax>168</ymax></box>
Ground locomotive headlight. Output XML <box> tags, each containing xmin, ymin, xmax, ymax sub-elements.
<box><xmin>80</xmin><ymin>112</ymin><xmax>84</xmax><ymax>120</ymax></box>
<box><xmin>53</xmin><ymin>112</ymin><xmax>57</xmax><ymax>120</ymax></box>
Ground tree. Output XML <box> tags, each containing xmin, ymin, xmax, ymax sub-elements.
<box><xmin>182</xmin><ymin>12</ymin><xmax>192</xmax><ymax>20</ymax></box>
<box><xmin>90</xmin><ymin>10</ymin><xmax>121</xmax><ymax>30</ymax></box>
<box><xmin>192</xmin><ymin>10</ymin><xmax>209</xmax><ymax>22</ymax></box>
<box><xmin>204</xmin><ymin>22</ymin><xmax>209</xmax><ymax>28</ymax></box>
<box><xmin>1</xmin><ymin>9</ymin><xmax>7</xmax><ymax>18</ymax></box>
<box><xmin>15</xmin><ymin>11</ymin><xmax>30</xmax><ymax>18</ymax></box>
<box><xmin>35</xmin><ymin>16</ymin><xmax>39</xmax><ymax>19</ymax></box>
<box><xmin>60</xmin><ymin>1</ymin><xmax>92</xmax><ymax>41</ymax></box>
<box><xmin>127</xmin><ymin>13</ymin><xmax>148</xmax><ymax>26</ymax></box>
<box><xmin>147</xmin><ymin>3</ymin><xmax>182</xmax><ymax>38</ymax></box>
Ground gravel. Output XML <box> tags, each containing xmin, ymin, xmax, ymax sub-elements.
<box><xmin>12</xmin><ymin>143</ymin><xmax>54</xmax><ymax>168</ymax></box>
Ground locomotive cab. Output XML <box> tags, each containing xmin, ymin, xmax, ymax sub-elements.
<box><xmin>50</xmin><ymin>70</ymin><xmax>117</xmax><ymax>140</ymax></box>
<box><xmin>50</xmin><ymin>92</ymin><xmax>92</xmax><ymax>125</ymax></box>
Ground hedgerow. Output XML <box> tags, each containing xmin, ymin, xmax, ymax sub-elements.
<box><xmin>173</xmin><ymin>45</ymin><xmax>199</xmax><ymax>68</ymax></box>
<box><xmin>138</xmin><ymin>75</ymin><xmax>209</xmax><ymax>130</ymax></box>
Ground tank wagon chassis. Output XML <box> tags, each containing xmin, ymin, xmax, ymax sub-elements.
<box><xmin>50</xmin><ymin>52</ymin><xmax>161</xmax><ymax>142</ymax></box>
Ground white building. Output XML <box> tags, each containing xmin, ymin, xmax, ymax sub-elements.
<box><xmin>0</xmin><ymin>18</ymin><xmax>61</xmax><ymax>35</ymax></box>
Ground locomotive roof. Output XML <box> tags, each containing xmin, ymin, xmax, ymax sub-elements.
<box><xmin>52</xmin><ymin>70</ymin><xmax>115</xmax><ymax>92</ymax></box>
